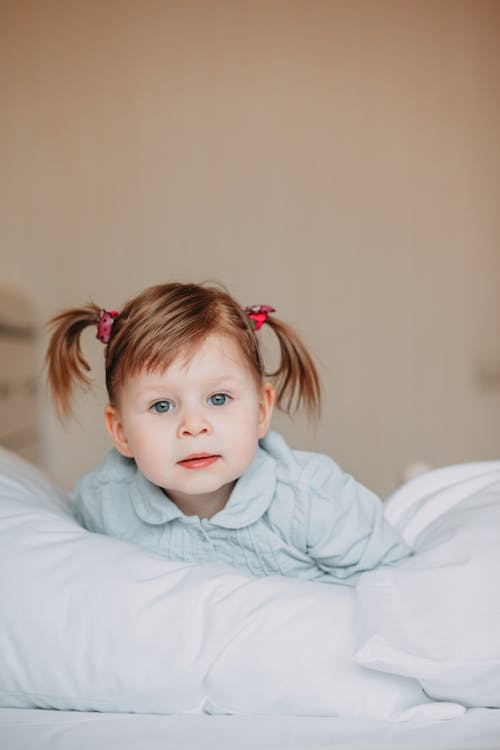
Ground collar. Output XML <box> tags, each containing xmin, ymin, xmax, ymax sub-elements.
<box><xmin>130</xmin><ymin>440</ymin><xmax>277</xmax><ymax>529</ymax></box>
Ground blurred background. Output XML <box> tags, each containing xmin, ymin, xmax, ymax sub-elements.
<box><xmin>1</xmin><ymin>0</ymin><xmax>499</xmax><ymax>497</ymax></box>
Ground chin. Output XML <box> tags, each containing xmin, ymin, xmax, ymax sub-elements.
<box><xmin>185</xmin><ymin>474</ymin><xmax>236</xmax><ymax>494</ymax></box>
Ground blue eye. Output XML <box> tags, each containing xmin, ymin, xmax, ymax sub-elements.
<box><xmin>209</xmin><ymin>393</ymin><xmax>229</xmax><ymax>407</ymax></box>
<box><xmin>151</xmin><ymin>400</ymin><xmax>173</xmax><ymax>414</ymax></box>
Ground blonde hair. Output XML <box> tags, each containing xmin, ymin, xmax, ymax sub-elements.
<box><xmin>45</xmin><ymin>282</ymin><xmax>321</xmax><ymax>420</ymax></box>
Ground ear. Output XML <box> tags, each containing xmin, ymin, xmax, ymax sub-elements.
<box><xmin>104</xmin><ymin>404</ymin><xmax>134</xmax><ymax>458</ymax></box>
<box><xmin>257</xmin><ymin>382</ymin><xmax>275</xmax><ymax>439</ymax></box>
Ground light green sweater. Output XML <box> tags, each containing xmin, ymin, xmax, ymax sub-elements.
<box><xmin>73</xmin><ymin>430</ymin><xmax>411</xmax><ymax>584</ymax></box>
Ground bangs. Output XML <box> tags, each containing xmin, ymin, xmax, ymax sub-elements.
<box><xmin>124</xmin><ymin>326</ymin><xmax>217</xmax><ymax>378</ymax></box>
<box><xmin>104</xmin><ymin>284</ymin><xmax>264</xmax><ymax>399</ymax></box>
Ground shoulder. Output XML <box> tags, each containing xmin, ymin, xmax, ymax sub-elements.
<box><xmin>259</xmin><ymin>431</ymin><xmax>341</xmax><ymax>542</ymax></box>
<box><xmin>260</xmin><ymin>430</ymin><xmax>327</xmax><ymax>478</ymax></box>
<box><xmin>260</xmin><ymin>430</ymin><xmax>344</xmax><ymax>492</ymax></box>
<box><xmin>72</xmin><ymin>449</ymin><xmax>137</xmax><ymax>529</ymax></box>
<box><xmin>261</xmin><ymin>430</ymin><xmax>379</xmax><ymax>519</ymax></box>
<box><xmin>74</xmin><ymin>449</ymin><xmax>137</xmax><ymax>495</ymax></box>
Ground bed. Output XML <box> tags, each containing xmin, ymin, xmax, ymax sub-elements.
<box><xmin>1</xmin><ymin>291</ymin><xmax>500</xmax><ymax>750</ymax></box>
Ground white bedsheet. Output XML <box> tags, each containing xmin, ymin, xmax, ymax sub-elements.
<box><xmin>1</xmin><ymin>707</ymin><xmax>500</xmax><ymax>750</ymax></box>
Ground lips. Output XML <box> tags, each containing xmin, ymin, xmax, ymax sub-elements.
<box><xmin>177</xmin><ymin>453</ymin><xmax>220</xmax><ymax>470</ymax></box>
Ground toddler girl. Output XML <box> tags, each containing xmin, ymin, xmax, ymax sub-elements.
<box><xmin>46</xmin><ymin>282</ymin><xmax>410</xmax><ymax>584</ymax></box>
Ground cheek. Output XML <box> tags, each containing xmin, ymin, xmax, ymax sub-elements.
<box><xmin>130</xmin><ymin>436</ymin><xmax>170</xmax><ymax>486</ymax></box>
<box><xmin>123</xmin><ymin>418</ymin><xmax>168</xmax><ymax>457</ymax></box>
<box><xmin>226</xmin><ymin>420</ymin><xmax>260</xmax><ymax>464</ymax></box>
<box><xmin>219</xmin><ymin>403</ymin><xmax>261</xmax><ymax>436</ymax></box>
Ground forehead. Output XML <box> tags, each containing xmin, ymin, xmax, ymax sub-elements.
<box><xmin>175</xmin><ymin>334</ymin><xmax>250</xmax><ymax>373</ymax></box>
<box><xmin>127</xmin><ymin>335</ymin><xmax>258</xmax><ymax>389</ymax></box>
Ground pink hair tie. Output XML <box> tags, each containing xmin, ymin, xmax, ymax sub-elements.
<box><xmin>96</xmin><ymin>309</ymin><xmax>119</xmax><ymax>344</ymax></box>
<box><xmin>245</xmin><ymin>305</ymin><xmax>275</xmax><ymax>331</ymax></box>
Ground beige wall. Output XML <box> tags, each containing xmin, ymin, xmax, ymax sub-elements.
<box><xmin>1</xmin><ymin>0</ymin><xmax>500</xmax><ymax>496</ymax></box>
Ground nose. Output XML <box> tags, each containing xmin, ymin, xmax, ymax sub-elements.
<box><xmin>177</xmin><ymin>407</ymin><xmax>212</xmax><ymax>439</ymax></box>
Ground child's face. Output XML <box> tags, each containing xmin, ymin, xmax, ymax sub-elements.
<box><xmin>104</xmin><ymin>335</ymin><xmax>274</xmax><ymax>515</ymax></box>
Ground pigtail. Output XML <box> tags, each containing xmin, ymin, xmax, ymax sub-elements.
<box><xmin>264</xmin><ymin>316</ymin><xmax>321</xmax><ymax>420</ymax></box>
<box><xmin>45</xmin><ymin>304</ymin><xmax>102</xmax><ymax>420</ymax></box>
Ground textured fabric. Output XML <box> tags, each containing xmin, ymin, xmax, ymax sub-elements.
<box><xmin>1</xmin><ymin>446</ymin><xmax>457</xmax><ymax>720</ymax></box>
<box><xmin>73</xmin><ymin>430</ymin><xmax>411</xmax><ymax>584</ymax></box>
<box><xmin>355</xmin><ymin>465</ymin><xmax>500</xmax><ymax>707</ymax></box>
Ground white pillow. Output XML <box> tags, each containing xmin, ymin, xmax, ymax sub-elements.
<box><xmin>384</xmin><ymin>461</ymin><xmax>500</xmax><ymax>545</ymax></box>
<box><xmin>355</xmin><ymin>464</ymin><xmax>500</xmax><ymax>707</ymax></box>
<box><xmin>0</xmin><ymin>448</ymin><xmax>462</xmax><ymax>721</ymax></box>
